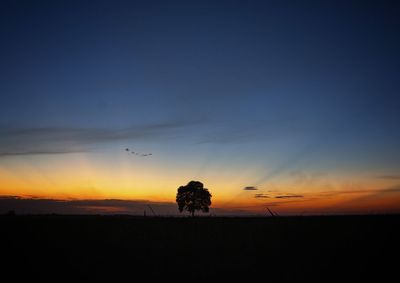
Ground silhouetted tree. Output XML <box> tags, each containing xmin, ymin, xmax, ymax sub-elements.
<box><xmin>176</xmin><ymin>181</ymin><xmax>212</xmax><ymax>217</ymax></box>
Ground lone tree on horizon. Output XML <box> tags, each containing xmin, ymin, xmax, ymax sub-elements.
<box><xmin>176</xmin><ymin>181</ymin><xmax>212</xmax><ymax>217</ymax></box>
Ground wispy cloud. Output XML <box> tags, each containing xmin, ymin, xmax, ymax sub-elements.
<box><xmin>376</xmin><ymin>175</ymin><xmax>400</xmax><ymax>180</ymax></box>
<box><xmin>0</xmin><ymin>149</ymin><xmax>87</xmax><ymax>157</ymax></box>
<box><xmin>309</xmin><ymin>186</ymin><xmax>400</xmax><ymax>214</ymax></box>
<box><xmin>0</xmin><ymin>196</ymin><xmax>256</xmax><ymax>216</ymax></box>
<box><xmin>275</xmin><ymin>195</ymin><xmax>304</xmax><ymax>199</ymax></box>
<box><xmin>253</xmin><ymin>190</ymin><xmax>304</xmax><ymax>199</ymax></box>
<box><xmin>0</xmin><ymin>120</ymin><xmax>198</xmax><ymax>157</ymax></box>
<box><xmin>243</xmin><ymin>186</ymin><xmax>258</xmax><ymax>191</ymax></box>
<box><xmin>317</xmin><ymin>187</ymin><xmax>400</xmax><ymax>198</ymax></box>
<box><xmin>254</xmin><ymin>193</ymin><xmax>269</xmax><ymax>199</ymax></box>
<box><xmin>0</xmin><ymin>196</ymin><xmax>174</xmax><ymax>215</ymax></box>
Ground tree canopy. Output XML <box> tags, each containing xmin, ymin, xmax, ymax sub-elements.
<box><xmin>176</xmin><ymin>181</ymin><xmax>212</xmax><ymax>217</ymax></box>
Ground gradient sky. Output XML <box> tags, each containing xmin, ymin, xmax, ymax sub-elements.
<box><xmin>1</xmin><ymin>0</ymin><xmax>400</xmax><ymax>215</ymax></box>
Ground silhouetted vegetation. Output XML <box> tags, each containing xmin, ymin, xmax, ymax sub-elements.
<box><xmin>1</xmin><ymin>215</ymin><xmax>399</xmax><ymax>281</ymax></box>
<box><xmin>176</xmin><ymin>181</ymin><xmax>212</xmax><ymax>217</ymax></box>
<box><xmin>6</xmin><ymin>210</ymin><xmax>16</xmax><ymax>216</ymax></box>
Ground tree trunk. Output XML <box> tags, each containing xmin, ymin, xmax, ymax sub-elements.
<box><xmin>191</xmin><ymin>210</ymin><xmax>195</xmax><ymax>218</ymax></box>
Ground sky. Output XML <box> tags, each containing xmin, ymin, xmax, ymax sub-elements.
<box><xmin>1</xmin><ymin>0</ymin><xmax>400</xmax><ymax>215</ymax></box>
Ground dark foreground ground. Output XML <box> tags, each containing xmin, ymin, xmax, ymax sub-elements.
<box><xmin>1</xmin><ymin>215</ymin><xmax>399</xmax><ymax>281</ymax></box>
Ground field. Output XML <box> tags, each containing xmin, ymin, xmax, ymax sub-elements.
<box><xmin>1</xmin><ymin>215</ymin><xmax>399</xmax><ymax>281</ymax></box>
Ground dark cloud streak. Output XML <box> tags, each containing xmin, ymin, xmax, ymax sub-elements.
<box><xmin>0</xmin><ymin>196</ymin><xmax>178</xmax><ymax>215</ymax></box>
<box><xmin>0</xmin><ymin>120</ymin><xmax>200</xmax><ymax>157</ymax></box>
<box><xmin>243</xmin><ymin>186</ymin><xmax>258</xmax><ymax>191</ymax></box>
<box><xmin>254</xmin><ymin>193</ymin><xmax>269</xmax><ymax>199</ymax></box>
<box><xmin>275</xmin><ymin>195</ymin><xmax>304</xmax><ymax>199</ymax></box>
<box><xmin>0</xmin><ymin>196</ymin><xmax>253</xmax><ymax>216</ymax></box>
<box><xmin>0</xmin><ymin>150</ymin><xmax>87</xmax><ymax>157</ymax></box>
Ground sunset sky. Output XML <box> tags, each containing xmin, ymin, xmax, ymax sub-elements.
<box><xmin>1</xmin><ymin>0</ymin><xmax>400</xmax><ymax>215</ymax></box>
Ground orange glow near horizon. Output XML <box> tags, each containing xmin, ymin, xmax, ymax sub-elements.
<box><xmin>1</xmin><ymin>152</ymin><xmax>400</xmax><ymax>215</ymax></box>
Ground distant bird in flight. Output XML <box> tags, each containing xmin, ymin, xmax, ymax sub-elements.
<box><xmin>124</xmin><ymin>148</ymin><xmax>152</xmax><ymax>157</ymax></box>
